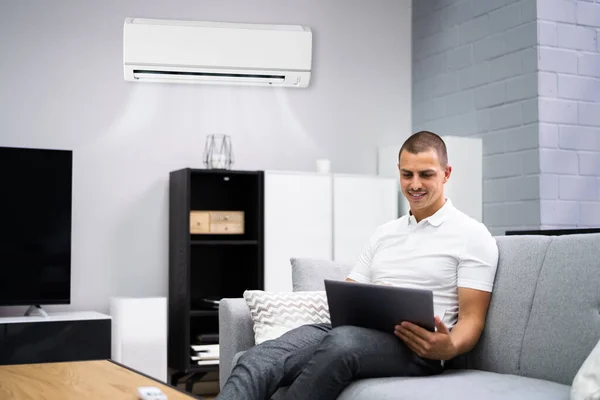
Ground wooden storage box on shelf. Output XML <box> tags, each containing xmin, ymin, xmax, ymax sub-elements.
<box><xmin>189</xmin><ymin>211</ymin><xmax>245</xmax><ymax>235</ymax></box>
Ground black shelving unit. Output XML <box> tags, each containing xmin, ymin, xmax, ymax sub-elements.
<box><xmin>168</xmin><ymin>168</ymin><xmax>264</xmax><ymax>390</ymax></box>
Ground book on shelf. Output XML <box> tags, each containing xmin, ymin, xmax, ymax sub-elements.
<box><xmin>190</xmin><ymin>343</ymin><xmax>219</xmax><ymax>365</ymax></box>
<box><xmin>191</xmin><ymin>353</ymin><xmax>219</xmax><ymax>361</ymax></box>
<box><xmin>196</xmin><ymin>359</ymin><xmax>219</xmax><ymax>366</ymax></box>
<box><xmin>191</xmin><ymin>344</ymin><xmax>219</xmax><ymax>353</ymax></box>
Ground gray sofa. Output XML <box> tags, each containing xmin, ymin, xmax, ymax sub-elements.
<box><xmin>219</xmin><ymin>233</ymin><xmax>600</xmax><ymax>399</ymax></box>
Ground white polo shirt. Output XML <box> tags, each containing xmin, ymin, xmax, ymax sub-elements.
<box><xmin>346</xmin><ymin>198</ymin><xmax>498</xmax><ymax>330</ymax></box>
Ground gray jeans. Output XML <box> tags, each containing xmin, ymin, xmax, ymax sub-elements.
<box><xmin>217</xmin><ymin>323</ymin><xmax>444</xmax><ymax>400</ymax></box>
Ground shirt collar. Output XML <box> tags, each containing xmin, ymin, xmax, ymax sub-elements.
<box><xmin>407</xmin><ymin>198</ymin><xmax>454</xmax><ymax>227</ymax></box>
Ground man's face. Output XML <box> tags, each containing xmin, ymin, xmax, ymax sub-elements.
<box><xmin>398</xmin><ymin>149</ymin><xmax>451</xmax><ymax>215</ymax></box>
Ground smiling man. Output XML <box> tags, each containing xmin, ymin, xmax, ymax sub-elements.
<box><xmin>347</xmin><ymin>131</ymin><xmax>498</xmax><ymax>362</ymax></box>
<box><xmin>217</xmin><ymin>131</ymin><xmax>499</xmax><ymax>400</ymax></box>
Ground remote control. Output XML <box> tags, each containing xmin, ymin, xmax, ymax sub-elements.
<box><xmin>138</xmin><ymin>386</ymin><xmax>168</xmax><ymax>400</ymax></box>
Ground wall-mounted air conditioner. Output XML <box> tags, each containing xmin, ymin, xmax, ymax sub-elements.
<box><xmin>123</xmin><ymin>18</ymin><xmax>313</xmax><ymax>87</ymax></box>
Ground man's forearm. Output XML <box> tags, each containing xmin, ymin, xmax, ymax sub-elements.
<box><xmin>448</xmin><ymin>318</ymin><xmax>484</xmax><ymax>358</ymax></box>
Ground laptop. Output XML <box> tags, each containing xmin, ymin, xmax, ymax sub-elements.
<box><xmin>324</xmin><ymin>279</ymin><xmax>435</xmax><ymax>333</ymax></box>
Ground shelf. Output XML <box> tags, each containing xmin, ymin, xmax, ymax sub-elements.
<box><xmin>190</xmin><ymin>240</ymin><xmax>259</xmax><ymax>245</ymax></box>
<box><xmin>189</xmin><ymin>310</ymin><xmax>218</xmax><ymax>317</ymax></box>
<box><xmin>184</xmin><ymin>364</ymin><xmax>220</xmax><ymax>373</ymax></box>
<box><xmin>169</xmin><ymin>168</ymin><xmax>264</xmax><ymax>373</ymax></box>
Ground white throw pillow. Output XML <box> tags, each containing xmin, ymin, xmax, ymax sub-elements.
<box><xmin>243</xmin><ymin>290</ymin><xmax>330</xmax><ymax>345</ymax></box>
<box><xmin>571</xmin><ymin>338</ymin><xmax>600</xmax><ymax>400</ymax></box>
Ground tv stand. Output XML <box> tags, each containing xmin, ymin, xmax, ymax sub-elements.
<box><xmin>24</xmin><ymin>304</ymin><xmax>49</xmax><ymax>318</ymax></box>
<box><xmin>0</xmin><ymin>311</ymin><xmax>111</xmax><ymax>365</ymax></box>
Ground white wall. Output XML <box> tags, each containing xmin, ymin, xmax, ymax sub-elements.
<box><xmin>0</xmin><ymin>0</ymin><xmax>412</xmax><ymax>314</ymax></box>
<box><xmin>537</xmin><ymin>0</ymin><xmax>600</xmax><ymax>229</ymax></box>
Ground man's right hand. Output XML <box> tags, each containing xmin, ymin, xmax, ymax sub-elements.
<box><xmin>394</xmin><ymin>316</ymin><xmax>458</xmax><ymax>361</ymax></box>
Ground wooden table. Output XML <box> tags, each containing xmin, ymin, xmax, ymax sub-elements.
<box><xmin>0</xmin><ymin>359</ymin><xmax>201</xmax><ymax>400</ymax></box>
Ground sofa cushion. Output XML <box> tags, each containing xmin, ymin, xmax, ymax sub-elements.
<box><xmin>232</xmin><ymin>355</ymin><xmax>568</xmax><ymax>400</ymax></box>
<box><xmin>243</xmin><ymin>290</ymin><xmax>330</xmax><ymax>344</ymax></box>
<box><xmin>232</xmin><ymin>353</ymin><xmax>569</xmax><ymax>400</ymax></box>
<box><xmin>519</xmin><ymin>233</ymin><xmax>600</xmax><ymax>385</ymax></box>
<box><xmin>336</xmin><ymin>370</ymin><xmax>570</xmax><ymax>400</ymax></box>
<box><xmin>290</xmin><ymin>258</ymin><xmax>354</xmax><ymax>291</ymax></box>
<box><xmin>455</xmin><ymin>235</ymin><xmax>552</xmax><ymax>375</ymax></box>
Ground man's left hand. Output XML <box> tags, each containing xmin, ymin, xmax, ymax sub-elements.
<box><xmin>394</xmin><ymin>316</ymin><xmax>457</xmax><ymax>361</ymax></box>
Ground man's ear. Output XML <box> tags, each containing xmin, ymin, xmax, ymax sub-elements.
<box><xmin>443</xmin><ymin>165</ymin><xmax>452</xmax><ymax>183</ymax></box>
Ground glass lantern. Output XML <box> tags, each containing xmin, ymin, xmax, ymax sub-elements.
<box><xmin>203</xmin><ymin>134</ymin><xmax>234</xmax><ymax>170</ymax></box>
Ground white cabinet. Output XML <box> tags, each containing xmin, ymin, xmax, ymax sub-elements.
<box><xmin>264</xmin><ymin>171</ymin><xmax>333</xmax><ymax>292</ymax></box>
<box><xmin>110</xmin><ymin>297</ymin><xmax>167</xmax><ymax>383</ymax></box>
<box><xmin>333</xmin><ymin>174</ymin><xmax>398</xmax><ymax>264</ymax></box>
<box><xmin>264</xmin><ymin>171</ymin><xmax>398</xmax><ymax>291</ymax></box>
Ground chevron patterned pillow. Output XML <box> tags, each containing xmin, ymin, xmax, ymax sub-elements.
<box><xmin>243</xmin><ymin>290</ymin><xmax>331</xmax><ymax>344</ymax></box>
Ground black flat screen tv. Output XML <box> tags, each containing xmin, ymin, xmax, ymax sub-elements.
<box><xmin>0</xmin><ymin>146</ymin><xmax>72</xmax><ymax>306</ymax></box>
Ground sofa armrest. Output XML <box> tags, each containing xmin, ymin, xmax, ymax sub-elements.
<box><xmin>219</xmin><ymin>298</ymin><xmax>255</xmax><ymax>388</ymax></box>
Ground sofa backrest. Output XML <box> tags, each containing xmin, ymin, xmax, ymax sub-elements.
<box><xmin>455</xmin><ymin>233</ymin><xmax>600</xmax><ymax>385</ymax></box>
<box><xmin>290</xmin><ymin>258</ymin><xmax>354</xmax><ymax>291</ymax></box>
<box><xmin>290</xmin><ymin>233</ymin><xmax>600</xmax><ymax>386</ymax></box>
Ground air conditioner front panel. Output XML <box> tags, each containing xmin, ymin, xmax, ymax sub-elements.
<box><xmin>124</xmin><ymin>65</ymin><xmax>310</xmax><ymax>87</ymax></box>
<box><xmin>123</xmin><ymin>20</ymin><xmax>312</xmax><ymax>72</ymax></box>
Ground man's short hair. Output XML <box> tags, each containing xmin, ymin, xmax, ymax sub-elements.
<box><xmin>399</xmin><ymin>131</ymin><xmax>448</xmax><ymax>167</ymax></box>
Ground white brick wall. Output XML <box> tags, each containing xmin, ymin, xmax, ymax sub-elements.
<box><xmin>538</xmin><ymin>0</ymin><xmax>600</xmax><ymax>229</ymax></box>
<box><xmin>539</xmin><ymin>123</ymin><xmax>559</xmax><ymax>147</ymax></box>
<box><xmin>413</xmin><ymin>0</ymin><xmax>600</xmax><ymax>233</ymax></box>
<box><xmin>537</xmin><ymin>0</ymin><xmax>576</xmax><ymax>23</ymax></box>
<box><xmin>413</xmin><ymin>0</ymin><xmax>539</xmax><ymax>235</ymax></box>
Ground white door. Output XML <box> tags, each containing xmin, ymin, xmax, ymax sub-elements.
<box><xmin>333</xmin><ymin>175</ymin><xmax>398</xmax><ymax>265</ymax></box>
<box><xmin>264</xmin><ymin>171</ymin><xmax>333</xmax><ymax>292</ymax></box>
